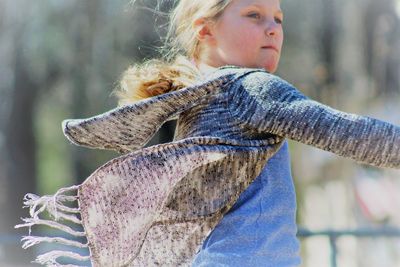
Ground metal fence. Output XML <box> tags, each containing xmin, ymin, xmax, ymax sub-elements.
<box><xmin>297</xmin><ymin>226</ymin><xmax>400</xmax><ymax>267</ymax></box>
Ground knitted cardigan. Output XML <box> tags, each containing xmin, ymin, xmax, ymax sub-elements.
<box><xmin>16</xmin><ymin>66</ymin><xmax>400</xmax><ymax>266</ymax></box>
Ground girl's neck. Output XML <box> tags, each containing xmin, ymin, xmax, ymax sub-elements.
<box><xmin>191</xmin><ymin>58</ymin><xmax>217</xmax><ymax>77</ymax></box>
<box><xmin>197</xmin><ymin>61</ymin><xmax>217</xmax><ymax>76</ymax></box>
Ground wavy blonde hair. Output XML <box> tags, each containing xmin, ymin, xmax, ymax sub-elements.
<box><xmin>115</xmin><ymin>0</ymin><xmax>232</xmax><ymax>105</ymax></box>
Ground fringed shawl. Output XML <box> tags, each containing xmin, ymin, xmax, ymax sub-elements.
<box><xmin>16</xmin><ymin>67</ymin><xmax>400</xmax><ymax>266</ymax></box>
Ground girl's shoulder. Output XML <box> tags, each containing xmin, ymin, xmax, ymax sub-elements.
<box><xmin>207</xmin><ymin>66</ymin><xmax>308</xmax><ymax>107</ymax></box>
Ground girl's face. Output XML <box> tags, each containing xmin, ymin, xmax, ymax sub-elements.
<box><xmin>200</xmin><ymin>0</ymin><xmax>284</xmax><ymax>73</ymax></box>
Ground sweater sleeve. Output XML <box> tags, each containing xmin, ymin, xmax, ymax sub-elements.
<box><xmin>228</xmin><ymin>71</ymin><xmax>400</xmax><ymax>169</ymax></box>
<box><xmin>62</xmin><ymin>76</ymin><xmax>231</xmax><ymax>153</ymax></box>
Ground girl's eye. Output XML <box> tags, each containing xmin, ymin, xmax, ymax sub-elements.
<box><xmin>247</xmin><ymin>12</ymin><xmax>261</xmax><ymax>19</ymax></box>
<box><xmin>275</xmin><ymin>17</ymin><xmax>283</xmax><ymax>24</ymax></box>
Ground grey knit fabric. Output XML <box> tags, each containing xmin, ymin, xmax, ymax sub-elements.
<box><xmin>228</xmin><ymin>70</ymin><xmax>400</xmax><ymax>168</ymax></box>
<box><xmin>19</xmin><ymin>66</ymin><xmax>400</xmax><ymax>266</ymax></box>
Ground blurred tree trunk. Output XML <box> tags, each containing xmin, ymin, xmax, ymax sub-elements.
<box><xmin>320</xmin><ymin>0</ymin><xmax>338</xmax><ymax>85</ymax></box>
<box><xmin>0</xmin><ymin>2</ymin><xmax>62</xmax><ymax>263</ymax></box>
<box><xmin>364</xmin><ymin>0</ymin><xmax>400</xmax><ymax>97</ymax></box>
<box><xmin>317</xmin><ymin>0</ymin><xmax>339</xmax><ymax>105</ymax></box>
<box><xmin>1</xmin><ymin>31</ymin><xmax>38</xmax><ymax>265</ymax></box>
<box><xmin>69</xmin><ymin>0</ymin><xmax>101</xmax><ymax>184</ymax></box>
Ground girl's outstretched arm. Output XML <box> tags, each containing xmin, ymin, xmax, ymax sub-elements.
<box><xmin>62</xmin><ymin>76</ymin><xmax>230</xmax><ymax>153</ymax></box>
<box><xmin>228</xmin><ymin>71</ymin><xmax>400</xmax><ymax>169</ymax></box>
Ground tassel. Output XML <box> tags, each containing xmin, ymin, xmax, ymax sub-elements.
<box><xmin>21</xmin><ymin>236</ymin><xmax>88</xmax><ymax>249</ymax></box>
<box><xmin>23</xmin><ymin>185</ymin><xmax>80</xmax><ymax>220</ymax></box>
<box><xmin>16</xmin><ymin>185</ymin><xmax>81</xmax><ymax>235</ymax></box>
<box><xmin>34</xmin><ymin>250</ymin><xmax>90</xmax><ymax>266</ymax></box>
<box><xmin>16</xmin><ymin>216</ymin><xmax>85</xmax><ymax>237</ymax></box>
<box><xmin>15</xmin><ymin>185</ymin><xmax>90</xmax><ymax>266</ymax></box>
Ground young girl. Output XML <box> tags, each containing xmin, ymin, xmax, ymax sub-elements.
<box><xmin>120</xmin><ymin>0</ymin><xmax>295</xmax><ymax>265</ymax></box>
<box><xmin>16</xmin><ymin>0</ymin><xmax>400</xmax><ymax>266</ymax></box>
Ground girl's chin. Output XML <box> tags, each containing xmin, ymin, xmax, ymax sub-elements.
<box><xmin>254</xmin><ymin>57</ymin><xmax>279</xmax><ymax>73</ymax></box>
<box><xmin>261</xmin><ymin>63</ymin><xmax>278</xmax><ymax>73</ymax></box>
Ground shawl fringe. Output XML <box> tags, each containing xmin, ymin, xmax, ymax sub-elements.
<box><xmin>15</xmin><ymin>185</ymin><xmax>89</xmax><ymax>266</ymax></box>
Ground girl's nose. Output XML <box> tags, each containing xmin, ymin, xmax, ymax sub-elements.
<box><xmin>265</xmin><ymin>22</ymin><xmax>279</xmax><ymax>36</ymax></box>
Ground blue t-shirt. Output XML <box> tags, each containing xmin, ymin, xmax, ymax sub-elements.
<box><xmin>192</xmin><ymin>140</ymin><xmax>301</xmax><ymax>267</ymax></box>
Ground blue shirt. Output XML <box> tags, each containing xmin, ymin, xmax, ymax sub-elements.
<box><xmin>192</xmin><ymin>140</ymin><xmax>301</xmax><ymax>266</ymax></box>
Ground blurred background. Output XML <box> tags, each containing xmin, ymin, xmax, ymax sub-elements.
<box><xmin>1</xmin><ymin>0</ymin><xmax>400</xmax><ymax>266</ymax></box>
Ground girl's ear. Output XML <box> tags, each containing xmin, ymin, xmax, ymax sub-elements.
<box><xmin>193</xmin><ymin>18</ymin><xmax>216</xmax><ymax>44</ymax></box>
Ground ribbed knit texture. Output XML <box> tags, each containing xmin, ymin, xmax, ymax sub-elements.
<box><xmin>31</xmin><ymin>66</ymin><xmax>400</xmax><ymax>266</ymax></box>
<box><xmin>227</xmin><ymin>70</ymin><xmax>400</xmax><ymax>168</ymax></box>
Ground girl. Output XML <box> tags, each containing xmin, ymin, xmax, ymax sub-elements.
<box><xmin>17</xmin><ymin>0</ymin><xmax>400</xmax><ymax>266</ymax></box>
<box><xmin>120</xmin><ymin>0</ymin><xmax>295</xmax><ymax>265</ymax></box>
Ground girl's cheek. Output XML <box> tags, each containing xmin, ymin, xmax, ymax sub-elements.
<box><xmin>223</xmin><ymin>30</ymin><xmax>247</xmax><ymax>50</ymax></box>
<box><xmin>234</xmin><ymin>31</ymin><xmax>249</xmax><ymax>45</ymax></box>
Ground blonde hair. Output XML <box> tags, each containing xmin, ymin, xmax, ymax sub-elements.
<box><xmin>115</xmin><ymin>0</ymin><xmax>232</xmax><ymax>105</ymax></box>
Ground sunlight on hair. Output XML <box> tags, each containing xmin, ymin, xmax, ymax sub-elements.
<box><xmin>115</xmin><ymin>0</ymin><xmax>233</xmax><ymax>104</ymax></box>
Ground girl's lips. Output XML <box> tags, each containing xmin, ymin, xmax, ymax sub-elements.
<box><xmin>261</xmin><ymin>46</ymin><xmax>279</xmax><ymax>53</ymax></box>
